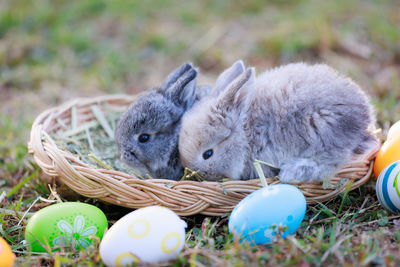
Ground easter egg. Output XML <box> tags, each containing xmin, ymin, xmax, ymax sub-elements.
<box><xmin>374</xmin><ymin>134</ymin><xmax>400</xmax><ymax>178</ymax></box>
<box><xmin>229</xmin><ymin>184</ymin><xmax>306</xmax><ymax>245</ymax></box>
<box><xmin>25</xmin><ymin>202</ymin><xmax>108</xmax><ymax>252</ymax></box>
<box><xmin>376</xmin><ymin>161</ymin><xmax>400</xmax><ymax>213</ymax></box>
<box><xmin>0</xmin><ymin>237</ymin><xmax>15</xmax><ymax>267</ymax></box>
<box><xmin>387</xmin><ymin>120</ymin><xmax>400</xmax><ymax>141</ymax></box>
<box><xmin>99</xmin><ymin>206</ymin><xmax>187</xmax><ymax>266</ymax></box>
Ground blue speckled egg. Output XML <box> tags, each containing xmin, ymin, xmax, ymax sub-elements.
<box><xmin>228</xmin><ymin>184</ymin><xmax>306</xmax><ymax>245</ymax></box>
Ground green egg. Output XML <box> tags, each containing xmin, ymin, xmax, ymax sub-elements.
<box><xmin>25</xmin><ymin>202</ymin><xmax>108</xmax><ymax>252</ymax></box>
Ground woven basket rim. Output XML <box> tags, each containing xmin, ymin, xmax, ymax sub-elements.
<box><xmin>28</xmin><ymin>94</ymin><xmax>380</xmax><ymax>216</ymax></box>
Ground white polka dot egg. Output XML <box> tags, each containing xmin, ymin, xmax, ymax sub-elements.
<box><xmin>99</xmin><ymin>206</ymin><xmax>187</xmax><ymax>266</ymax></box>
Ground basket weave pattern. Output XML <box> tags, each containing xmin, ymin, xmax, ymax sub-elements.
<box><xmin>29</xmin><ymin>95</ymin><xmax>378</xmax><ymax>216</ymax></box>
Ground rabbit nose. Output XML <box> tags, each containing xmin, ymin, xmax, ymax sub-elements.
<box><xmin>129</xmin><ymin>150</ymin><xmax>137</xmax><ymax>158</ymax></box>
<box><xmin>123</xmin><ymin>150</ymin><xmax>137</xmax><ymax>160</ymax></box>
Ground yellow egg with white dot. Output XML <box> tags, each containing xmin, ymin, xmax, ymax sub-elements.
<box><xmin>99</xmin><ymin>206</ymin><xmax>187</xmax><ymax>266</ymax></box>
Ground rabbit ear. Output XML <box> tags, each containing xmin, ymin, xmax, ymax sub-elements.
<box><xmin>211</xmin><ymin>60</ymin><xmax>245</xmax><ymax>97</ymax></box>
<box><xmin>161</xmin><ymin>63</ymin><xmax>198</xmax><ymax>109</ymax></box>
<box><xmin>161</xmin><ymin>63</ymin><xmax>193</xmax><ymax>90</ymax></box>
<box><xmin>216</xmin><ymin>67</ymin><xmax>255</xmax><ymax>114</ymax></box>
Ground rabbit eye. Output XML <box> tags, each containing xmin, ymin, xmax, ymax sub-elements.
<box><xmin>202</xmin><ymin>149</ymin><xmax>213</xmax><ymax>160</ymax></box>
<box><xmin>138</xmin><ymin>134</ymin><xmax>150</xmax><ymax>143</ymax></box>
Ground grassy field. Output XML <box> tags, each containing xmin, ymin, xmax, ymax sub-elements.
<box><xmin>1</xmin><ymin>0</ymin><xmax>400</xmax><ymax>266</ymax></box>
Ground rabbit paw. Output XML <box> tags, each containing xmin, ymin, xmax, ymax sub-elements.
<box><xmin>279</xmin><ymin>158</ymin><xmax>327</xmax><ymax>183</ymax></box>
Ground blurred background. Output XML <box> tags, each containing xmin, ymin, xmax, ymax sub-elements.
<box><xmin>0</xmin><ymin>0</ymin><xmax>399</xmax><ymax>154</ymax></box>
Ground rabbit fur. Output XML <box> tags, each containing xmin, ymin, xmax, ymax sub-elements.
<box><xmin>179</xmin><ymin>62</ymin><xmax>378</xmax><ymax>182</ymax></box>
<box><xmin>115</xmin><ymin>61</ymin><xmax>245</xmax><ymax>179</ymax></box>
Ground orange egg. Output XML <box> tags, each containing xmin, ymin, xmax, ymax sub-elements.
<box><xmin>374</xmin><ymin>134</ymin><xmax>400</xmax><ymax>179</ymax></box>
<box><xmin>0</xmin><ymin>237</ymin><xmax>15</xmax><ymax>267</ymax></box>
<box><xmin>387</xmin><ymin>120</ymin><xmax>400</xmax><ymax>141</ymax></box>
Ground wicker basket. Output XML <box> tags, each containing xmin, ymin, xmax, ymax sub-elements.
<box><xmin>28</xmin><ymin>95</ymin><xmax>379</xmax><ymax>216</ymax></box>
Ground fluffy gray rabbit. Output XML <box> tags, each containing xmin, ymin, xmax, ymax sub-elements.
<box><xmin>115</xmin><ymin>61</ymin><xmax>245</xmax><ymax>180</ymax></box>
<box><xmin>179</xmin><ymin>62</ymin><xmax>378</xmax><ymax>182</ymax></box>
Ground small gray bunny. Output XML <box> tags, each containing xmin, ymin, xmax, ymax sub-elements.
<box><xmin>115</xmin><ymin>61</ymin><xmax>245</xmax><ymax>179</ymax></box>
<box><xmin>179</xmin><ymin>62</ymin><xmax>379</xmax><ymax>182</ymax></box>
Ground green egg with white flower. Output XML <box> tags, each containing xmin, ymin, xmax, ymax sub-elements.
<box><xmin>25</xmin><ymin>202</ymin><xmax>108</xmax><ymax>252</ymax></box>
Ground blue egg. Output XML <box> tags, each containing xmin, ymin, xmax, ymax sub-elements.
<box><xmin>228</xmin><ymin>184</ymin><xmax>306</xmax><ymax>245</ymax></box>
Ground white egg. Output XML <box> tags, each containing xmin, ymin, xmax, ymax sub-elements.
<box><xmin>100</xmin><ymin>206</ymin><xmax>187</xmax><ymax>266</ymax></box>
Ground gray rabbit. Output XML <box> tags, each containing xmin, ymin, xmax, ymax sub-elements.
<box><xmin>115</xmin><ymin>61</ymin><xmax>245</xmax><ymax>180</ymax></box>
<box><xmin>179</xmin><ymin>62</ymin><xmax>379</xmax><ymax>183</ymax></box>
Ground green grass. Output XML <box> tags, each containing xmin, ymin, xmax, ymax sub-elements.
<box><xmin>1</xmin><ymin>0</ymin><xmax>400</xmax><ymax>265</ymax></box>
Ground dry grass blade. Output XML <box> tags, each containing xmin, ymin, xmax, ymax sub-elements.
<box><xmin>321</xmin><ymin>234</ymin><xmax>353</xmax><ymax>263</ymax></box>
<box><xmin>90</xmin><ymin>104</ymin><xmax>114</xmax><ymax>139</ymax></box>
